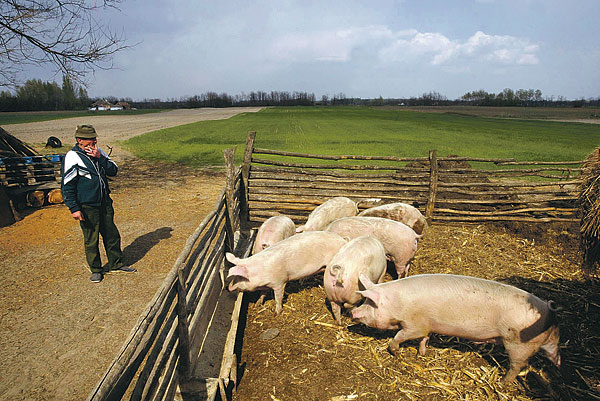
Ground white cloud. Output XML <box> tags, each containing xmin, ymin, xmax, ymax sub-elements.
<box><xmin>269</xmin><ymin>25</ymin><xmax>397</xmax><ymax>63</ymax></box>
<box><xmin>268</xmin><ymin>26</ymin><xmax>539</xmax><ymax>68</ymax></box>
<box><xmin>381</xmin><ymin>30</ymin><xmax>539</xmax><ymax>67</ymax></box>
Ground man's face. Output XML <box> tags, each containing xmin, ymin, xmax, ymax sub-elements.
<box><xmin>77</xmin><ymin>138</ymin><xmax>97</xmax><ymax>150</ymax></box>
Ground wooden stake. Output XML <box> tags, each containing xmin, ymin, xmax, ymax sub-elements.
<box><xmin>425</xmin><ymin>150</ymin><xmax>439</xmax><ymax>222</ymax></box>
<box><xmin>241</xmin><ymin>131</ymin><xmax>256</xmax><ymax>229</ymax></box>
<box><xmin>176</xmin><ymin>269</ymin><xmax>191</xmax><ymax>380</ymax></box>
<box><xmin>224</xmin><ymin>147</ymin><xmax>237</xmax><ymax>253</ymax></box>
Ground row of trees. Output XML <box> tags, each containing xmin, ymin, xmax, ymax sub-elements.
<box><xmin>133</xmin><ymin>88</ymin><xmax>599</xmax><ymax>109</ymax></box>
<box><xmin>0</xmin><ymin>76</ymin><xmax>90</xmax><ymax>111</ymax></box>
<box><xmin>132</xmin><ymin>91</ymin><xmax>318</xmax><ymax>109</ymax></box>
<box><xmin>2</xmin><ymin>79</ymin><xmax>600</xmax><ymax>112</ymax></box>
<box><xmin>462</xmin><ymin>88</ymin><xmax>548</xmax><ymax>106</ymax></box>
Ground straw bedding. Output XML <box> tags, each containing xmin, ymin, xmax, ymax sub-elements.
<box><xmin>231</xmin><ymin>221</ymin><xmax>599</xmax><ymax>401</ymax></box>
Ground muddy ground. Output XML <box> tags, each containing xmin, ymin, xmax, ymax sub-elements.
<box><xmin>0</xmin><ymin>109</ymin><xmax>260</xmax><ymax>400</ymax></box>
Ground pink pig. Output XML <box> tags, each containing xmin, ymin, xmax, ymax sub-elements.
<box><xmin>358</xmin><ymin>202</ymin><xmax>428</xmax><ymax>235</ymax></box>
<box><xmin>226</xmin><ymin>231</ymin><xmax>347</xmax><ymax>315</ymax></box>
<box><xmin>252</xmin><ymin>215</ymin><xmax>296</xmax><ymax>254</ymax></box>
<box><xmin>351</xmin><ymin>273</ymin><xmax>561</xmax><ymax>382</ymax></box>
<box><xmin>324</xmin><ymin>236</ymin><xmax>387</xmax><ymax>325</ymax></box>
<box><xmin>325</xmin><ymin>216</ymin><xmax>420</xmax><ymax>278</ymax></box>
<box><xmin>296</xmin><ymin>196</ymin><xmax>358</xmax><ymax>232</ymax></box>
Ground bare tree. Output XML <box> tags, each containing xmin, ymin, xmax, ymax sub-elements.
<box><xmin>0</xmin><ymin>0</ymin><xmax>129</xmax><ymax>88</ymax></box>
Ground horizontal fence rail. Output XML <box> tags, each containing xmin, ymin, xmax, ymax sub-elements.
<box><xmin>242</xmin><ymin>132</ymin><xmax>583</xmax><ymax>225</ymax></box>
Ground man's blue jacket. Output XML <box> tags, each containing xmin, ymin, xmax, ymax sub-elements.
<box><xmin>61</xmin><ymin>145</ymin><xmax>118</xmax><ymax>213</ymax></box>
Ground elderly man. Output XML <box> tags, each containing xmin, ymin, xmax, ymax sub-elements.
<box><xmin>61</xmin><ymin>124</ymin><xmax>136</xmax><ymax>283</ymax></box>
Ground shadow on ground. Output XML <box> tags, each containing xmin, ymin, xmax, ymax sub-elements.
<box><xmin>123</xmin><ymin>227</ymin><xmax>173</xmax><ymax>265</ymax></box>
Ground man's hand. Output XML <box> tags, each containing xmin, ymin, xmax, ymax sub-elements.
<box><xmin>84</xmin><ymin>143</ymin><xmax>100</xmax><ymax>158</ymax></box>
<box><xmin>72</xmin><ymin>211</ymin><xmax>84</xmax><ymax>221</ymax></box>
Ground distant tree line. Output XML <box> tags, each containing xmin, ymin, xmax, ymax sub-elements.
<box><xmin>458</xmin><ymin>88</ymin><xmax>590</xmax><ymax>107</ymax></box>
<box><xmin>134</xmin><ymin>88</ymin><xmax>598</xmax><ymax>109</ymax></box>
<box><xmin>2</xmin><ymin>78</ymin><xmax>599</xmax><ymax>112</ymax></box>
<box><xmin>132</xmin><ymin>90</ymin><xmax>317</xmax><ymax>109</ymax></box>
<box><xmin>0</xmin><ymin>76</ymin><xmax>90</xmax><ymax>111</ymax></box>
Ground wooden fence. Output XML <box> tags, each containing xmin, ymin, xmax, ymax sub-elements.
<box><xmin>241</xmin><ymin>132</ymin><xmax>582</xmax><ymax>226</ymax></box>
<box><xmin>87</xmin><ymin>131</ymin><xmax>585</xmax><ymax>401</ymax></box>
<box><xmin>86</xmin><ymin>151</ymin><xmax>250</xmax><ymax>401</ymax></box>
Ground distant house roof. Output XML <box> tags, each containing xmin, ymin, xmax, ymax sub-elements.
<box><xmin>90</xmin><ymin>100</ymin><xmax>112</xmax><ymax>107</ymax></box>
<box><xmin>89</xmin><ymin>100</ymin><xmax>131</xmax><ymax>111</ymax></box>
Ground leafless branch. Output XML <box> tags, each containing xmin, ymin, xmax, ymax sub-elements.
<box><xmin>0</xmin><ymin>0</ymin><xmax>130</xmax><ymax>89</ymax></box>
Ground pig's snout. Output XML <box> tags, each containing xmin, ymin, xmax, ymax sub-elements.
<box><xmin>225</xmin><ymin>275</ymin><xmax>242</xmax><ymax>292</ymax></box>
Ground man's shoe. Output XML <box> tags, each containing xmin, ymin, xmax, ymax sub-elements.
<box><xmin>110</xmin><ymin>265</ymin><xmax>137</xmax><ymax>273</ymax></box>
<box><xmin>90</xmin><ymin>272</ymin><xmax>103</xmax><ymax>283</ymax></box>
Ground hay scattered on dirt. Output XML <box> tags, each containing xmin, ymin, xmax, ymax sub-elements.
<box><xmin>232</xmin><ymin>222</ymin><xmax>600</xmax><ymax>401</ymax></box>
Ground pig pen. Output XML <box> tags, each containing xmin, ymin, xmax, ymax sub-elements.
<box><xmin>88</xmin><ymin>132</ymin><xmax>599</xmax><ymax>401</ymax></box>
<box><xmin>229</xmin><ymin>134</ymin><xmax>597</xmax><ymax>401</ymax></box>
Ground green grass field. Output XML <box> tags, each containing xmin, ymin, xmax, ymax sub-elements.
<box><xmin>0</xmin><ymin>109</ymin><xmax>164</xmax><ymax>125</ymax></box>
<box><xmin>122</xmin><ymin>106</ymin><xmax>600</xmax><ymax>168</ymax></box>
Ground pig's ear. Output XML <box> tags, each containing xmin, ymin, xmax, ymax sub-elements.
<box><xmin>296</xmin><ymin>225</ymin><xmax>305</xmax><ymax>233</ymax></box>
<box><xmin>358</xmin><ymin>273</ymin><xmax>375</xmax><ymax>290</ymax></box>
<box><xmin>357</xmin><ymin>289</ymin><xmax>380</xmax><ymax>306</ymax></box>
<box><xmin>227</xmin><ymin>265</ymin><xmax>249</xmax><ymax>279</ymax></box>
<box><xmin>226</xmin><ymin>252</ymin><xmax>241</xmax><ymax>264</ymax></box>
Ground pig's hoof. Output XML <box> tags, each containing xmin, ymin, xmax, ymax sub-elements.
<box><xmin>388</xmin><ymin>344</ymin><xmax>400</xmax><ymax>356</ymax></box>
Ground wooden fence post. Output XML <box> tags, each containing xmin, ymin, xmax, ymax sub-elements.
<box><xmin>425</xmin><ymin>150</ymin><xmax>438</xmax><ymax>222</ymax></box>
<box><xmin>240</xmin><ymin>131</ymin><xmax>256</xmax><ymax>229</ymax></box>
<box><xmin>176</xmin><ymin>270</ymin><xmax>192</xmax><ymax>380</ymax></box>
<box><xmin>224</xmin><ymin>147</ymin><xmax>237</xmax><ymax>252</ymax></box>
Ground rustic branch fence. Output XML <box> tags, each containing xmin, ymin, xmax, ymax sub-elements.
<box><xmin>86</xmin><ymin>151</ymin><xmax>250</xmax><ymax>401</ymax></box>
<box><xmin>242</xmin><ymin>131</ymin><xmax>582</xmax><ymax>226</ymax></box>
<box><xmin>87</xmin><ymin>131</ymin><xmax>584</xmax><ymax>401</ymax></box>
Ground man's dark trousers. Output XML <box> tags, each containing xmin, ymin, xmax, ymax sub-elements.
<box><xmin>80</xmin><ymin>197</ymin><xmax>124</xmax><ymax>273</ymax></box>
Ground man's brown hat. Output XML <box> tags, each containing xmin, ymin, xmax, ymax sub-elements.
<box><xmin>75</xmin><ymin>124</ymin><xmax>97</xmax><ymax>139</ymax></box>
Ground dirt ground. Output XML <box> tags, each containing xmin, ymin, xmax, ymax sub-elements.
<box><xmin>0</xmin><ymin>108</ymin><xmax>260</xmax><ymax>400</ymax></box>
<box><xmin>5</xmin><ymin>107</ymin><xmax>264</xmax><ymax>147</ymax></box>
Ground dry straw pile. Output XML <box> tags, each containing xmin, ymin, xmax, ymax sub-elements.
<box><xmin>579</xmin><ymin>146</ymin><xmax>600</xmax><ymax>276</ymax></box>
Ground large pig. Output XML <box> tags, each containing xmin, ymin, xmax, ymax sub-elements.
<box><xmin>325</xmin><ymin>216</ymin><xmax>420</xmax><ymax>278</ymax></box>
<box><xmin>252</xmin><ymin>215</ymin><xmax>296</xmax><ymax>254</ymax></box>
<box><xmin>358</xmin><ymin>202</ymin><xmax>428</xmax><ymax>235</ymax></box>
<box><xmin>226</xmin><ymin>231</ymin><xmax>347</xmax><ymax>315</ymax></box>
<box><xmin>296</xmin><ymin>196</ymin><xmax>358</xmax><ymax>232</ymax></box>
<box><xmin>324</xmin><ymin>236</ymin><xmax>387</xmax><ymax>325</ymax></box>
<box><xmin>351</xmin><ymin>273</ymin><xmax>561</xmax><ymax>382</ymax></box>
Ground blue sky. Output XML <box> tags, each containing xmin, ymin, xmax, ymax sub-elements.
<box><xmin>45</xmin><ymin>0</ymin><xmax>600</xmax><ymax>100</ymax></box>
